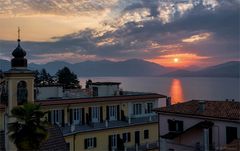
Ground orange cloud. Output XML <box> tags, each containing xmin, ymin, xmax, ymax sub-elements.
<box><xmin>182</xmin><ymin>33</ymin><xmax>211</xmax><ymax>43</ymax></box>
<box><xmin>147</xmin><ymin>53</ymin><xmax>210</xmax><ymax>68</ymax></box>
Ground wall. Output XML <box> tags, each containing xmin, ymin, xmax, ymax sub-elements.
<box><xmin>90</xmin><ymin>85</ymin><xmax>119</xmax><ymax>97</ymax></box>
<box><xmin>65</xmin><ymin>123</ymin><xmax>158</xmax><ymax>151</ymax></box>
<box><xmin>36</xmin><ymin>86</ymin><xmax>63</xmax><ymax>100</ymax></box>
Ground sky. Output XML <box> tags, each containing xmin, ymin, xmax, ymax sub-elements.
<box><xmin>0</xmin><ymin>0</ymin><xmax>239</xmax><ymax>68</ymax></box>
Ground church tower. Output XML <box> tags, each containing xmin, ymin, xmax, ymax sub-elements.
<box><xmin>4</xmin><ymin>27</ymin><xmax>35</xmax><ymax>112</ymax></box>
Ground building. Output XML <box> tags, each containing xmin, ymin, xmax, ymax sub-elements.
<box><xmin>154</xmin><ymin>99</ymin><xmax>240</xmax><ymax>151</ymax></box>
<box><xmin>0</xmin><ymin>32</ymin><xmax>167</xmax><ymax>151</ymax></box>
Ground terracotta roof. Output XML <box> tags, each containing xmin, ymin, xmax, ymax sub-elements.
<box><xmin>39</xmin><ymin>125</ymin><xmax>67</xmax><ymax>151</ymax></box>
<box><xmin>0</xmin><ymin>104</ymin><xmax>5</xmax><ymax>111</ymax></box>
<box><xmin>154</xmin><ymin>100</ymin><xmax>240</xmax><ymax>121</ymax></box>
<box><xmin>36</xmin><ymin>93</ymin><xmax>166</xmax><ymax>106</ymax></box>
<box><xmin>223</xmin><ymin>139</ymin><xmax>240</xmax><ymax>151</ymax></box>
<box><xmin>91</xmin><ymin>82</ymin><xmax>121</xmax><ymax>85</ymax></box>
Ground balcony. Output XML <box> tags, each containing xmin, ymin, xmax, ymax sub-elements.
<box><xmin>60</xmin><ymin>115</ymin><xmax>158</xmax><ymax>136</ymax></box>
<box><xmin>126</xmin><ymin>141</ymin><xmax>159</xmax><ymax>151</ymax></box>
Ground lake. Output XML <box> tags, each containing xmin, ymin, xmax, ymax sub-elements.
<box><xmin>79</xmin><ymin>77</ymin><xmax>240</xmax><ymax>103</ymax></box>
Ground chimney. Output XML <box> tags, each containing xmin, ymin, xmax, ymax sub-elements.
<box><xmin>199</xmin><ymin>101</ymin><xmax>206</xmax><ymax>112</ymax></box>
<box><xmin>166</xmin><ymin>97</ymin><xmax>172</xmax><ymax>107</ymax></box>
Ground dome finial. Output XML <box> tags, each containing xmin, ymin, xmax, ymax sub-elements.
<box><xmin>17</xmin><ymin>26</ymin><xmax>21</xmax><ymax>44</ymax></box>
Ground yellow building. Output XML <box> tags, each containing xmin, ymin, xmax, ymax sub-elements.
<box><xmin>38</xmin><ymin>91</ymin><xmax>165</xmax><ymax>151</ymax></box>
<box><xmin>0</xmin><ymin>35</ymin><xmax>167</xmax><ymax>151</ymax></box>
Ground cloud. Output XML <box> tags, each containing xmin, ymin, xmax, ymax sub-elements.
<box><xmin>0</xmin><ymin>0</ymin><xmax>239</xmax><ymax>67</ymax></box>
<box><xmin>0</xmin><ymin>0</ymin><xmax>118</xmax><ymax>16</ymax></box>
<box><xmin>182</xmin><ymin>33</ymin><xmax>211</xmax><ymax>43</ymax></box>
<box><xmin>31</xmin><ymin>52</ymin><xmax>97</xmax><ymax>64</ymax></box>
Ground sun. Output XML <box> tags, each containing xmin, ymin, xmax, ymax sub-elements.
<box><xmin>173</xmin><ymin>58</ymin><xmax>179</xmax><ymax>63</ymax></box>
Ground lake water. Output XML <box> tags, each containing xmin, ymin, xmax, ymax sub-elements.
<box><xmin>79</xmin><ymin>77</ymin><xmax>240</xmax><ymax>103</ymax></box>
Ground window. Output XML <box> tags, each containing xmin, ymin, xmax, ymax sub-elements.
<box><xmin>109</xmin><ymin>105</ymin><xmax>117</xmax><ymax>121</ymax></box>
<box><xmin>66</xmin><ymin>142</ymin><xmax>70</xmax><ymax>151</ymax></box>
<box><xmin>73</xmin><ymin>108</ymin><xmax>82</xmax><ymax>125</ymax></box>
<box><xmin>92</xmin><ymin>107</ymin><xmax>100</xmax><ymax>123</ymax></box>
<box><xmin>122</xmin><ymin>132</ymin><xmax>131</xmax><ymax>143</ymax></box>
<box><xmin>226</xmin><ymin>126</ymin><xmax>237</xmax><ymax>144</ymax></box>
<box><xmin>52</xmin><ymin>109</ymin><xmax>62</xmax><ymax>125</ymax></box>
<box><xmin>145</xmin><ymin>102</ymin><xmax>153</xmax><ymax>114</ymax></box>
<box><xmin>111</xmin><ymin>135</ymin><xmax>117</xmax><ymax>148</ymax></box>
<box><xmin>133</xmin><ymin>103</ymin><xmax>142</xmax><ymax>115</ymax></box>
<box><xmin>168</xmin><ymin>120</ymin><xmax>184</xmax><ymax>132</ymax></box>
<box><xmin>17</xmin><ymin>81</ymin><xmax>28</xmax><ymax>105</ymax></box>
<box><xmin>92</xmin><ymin>87</ymin><xmax>98</xmax><ymax>96</ymax></box>
<box><xmin>144</xmin><ymin>130</ymin><xmax>149</xmax><ymax>139</ymax></box>
<box><xmin>84</xmin><ymin>137</ymin><xmax>97</xmax><ymax>149</ymax></box>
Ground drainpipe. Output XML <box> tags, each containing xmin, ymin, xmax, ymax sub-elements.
<box><xmin>213</xmin><ymin>125</ymin><xmax>220</xmax><ymax>150</ymax></box>
<box><xmin>157</xmin><ymin>113</ymin><xmax>160</xmax><ymax>151</ymax></box>
<box><xmin>203</xmin><ymin>128</ymin><xmax>209</xmax><ymax>151</ymax></box>
<box><xmin>73</xmin><ymin>134</ymin><xmax>76</xmax><ymax>151</ymax></box>
<box><xmin>4</xmin><ymin>113</ymin><xmax>8</xmax><ymax>151</ymax></box>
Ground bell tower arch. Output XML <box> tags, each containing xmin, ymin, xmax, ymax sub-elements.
<box><xmin>4</xmin><ymin>27</ymin><xmax>34</xmax><ymax>111</ymax></box>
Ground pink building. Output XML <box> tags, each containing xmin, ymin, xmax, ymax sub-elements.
<box><xmin>154</xmin><ymin>99</ymin><xmax>240</xmax><ymax>151</ymax></box>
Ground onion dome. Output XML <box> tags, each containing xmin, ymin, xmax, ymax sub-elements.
<box><xmin>11</xmin><ymin>28</ymin><xmax>28</xmax><ymax>68</ymax></box>
<box><xmin>12</xmin><ymin>39</ymin><xmax>26</xmax><ymax>58</ymax></box>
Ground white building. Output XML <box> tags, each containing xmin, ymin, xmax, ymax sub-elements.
<box><xmin>154</xmin><ymin>99</ymin><xmax>240</xmax><ymax>151</ymax></box>
<box><xmin>87</xmin><ymin>82</ymin><xmax>121</xmax><ymax>97</ymax></box>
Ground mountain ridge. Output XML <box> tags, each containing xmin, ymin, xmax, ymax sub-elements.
<box><xmin>0</xmin><ymin>59</ymin><xmax>239</xmax><ymax>77</ymax></box>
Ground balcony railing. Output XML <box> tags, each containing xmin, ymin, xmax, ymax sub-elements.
<box><xmin>60</xmin><ymin>115</ymin><xmax>158</xmax><ymax>136</ymax></box>
<box><xmin>125</xmin><ymin>141</ymin><xmax>159</xmax><ymax>151</ymax></box>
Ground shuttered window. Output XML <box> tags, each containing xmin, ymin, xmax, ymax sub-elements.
<box><xmin>144</xmin><ymin>130</ymin><xmax>149</xmax><ymax>139</ymax></box>
<box><xmin>84</xmin><ymin>137</ymin><xmax>97</xmax><ymax>149</ymax></box>
<box><xmin>122</xmin><ymin>132</ymin><xmax>131</xmax><ymax>143</ymax></box>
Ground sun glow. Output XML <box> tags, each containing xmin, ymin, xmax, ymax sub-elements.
<box><xmin>174</xmin><ymin>58</ymin><xmax>179</xmax><ymax>63</ymax></box>
<box><xmin>147</xmin><ymin>53</ymin><xmax>210</xmax><ymax>68</ymax></box>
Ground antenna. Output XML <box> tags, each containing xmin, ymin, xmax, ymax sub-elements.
<box><xmin>17</xmin><ymin>27</ymin><xmax>21</xmax><ymax>44</ymax></box>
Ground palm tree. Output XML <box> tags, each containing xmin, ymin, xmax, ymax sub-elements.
<box><xmin>8</xmin><ymin>103</ymin><xmax>49</xmax><ymax>150</ymax></box>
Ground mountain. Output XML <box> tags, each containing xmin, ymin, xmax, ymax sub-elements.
<box><xmin>74</xmin><ymin>59</ymin><xmax>169</xmax><ymax>76</ymax></box>
<box><xmin>0</xmin><ymin>59</ymin><xmax>11</xmax><ymax>71</ymax></box>
<box><xmin>163</xmin><ymin>61</ymin><xmax>240</xmax><ymax>78</ymax></box>
<box><xmin>29</xmin><ymin>61</ymin><xmax>72</xmax><ymax>74</ymax></box>
<box><xmin>1</xmin><ymin>59</ymin><xmax>239</xmax><ymax>77</ymax></box>
<box><xmin>28</xmin><ymin>59</ymin><xmax>170</xmax><ymax>76</ymax></box>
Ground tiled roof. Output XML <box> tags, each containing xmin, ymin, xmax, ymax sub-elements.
<box><xmin>154</xmin><ymin>100</ymin><xmax>240</xmax><ymax>121</ymax></box>
<box><xmin>91</xmin><ymin>82</ymin><xmax>121</xmax><ymax>85</ymax></box>
<box><xmin>223</xmin><ymin>139</ymin><xmax>240</xmax><ymax>151</ymax></box>
<box><xmin>36</xmin><ymin>93</ymin><xmax>166</xmax><ymax>106</ymax></box>
<box><xmin>39</xmin><ymin>125</ymin><xmax>67</xmax><ymax>151</ymax></box>
<box><xmin>0</xmin><ymin>104</ymin><xmax>5</xmax><ymax>111</ymax></box>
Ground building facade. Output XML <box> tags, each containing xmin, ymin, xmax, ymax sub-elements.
<box><xmin>0</xmin><ymin>35</ymin><xmax>167</xmax><ymax>151</ymax></box>
<box><xmin>154</xmin><ymin>100</ymin><xmax>240</xmax><ymax>151</ymax></box>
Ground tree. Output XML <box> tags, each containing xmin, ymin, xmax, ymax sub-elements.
<box><xmin>34</xmin><ymin>69</ymin><xmax>54</xmax><ymax>86</ymax></box>
<box><xmin>8</xmin><ymin>103</ymin><xmax>49</xmax><ymax>150</ymax></box>
<box><xmin>56</xmin><ymin>67</ymin><xmax>80</xmax><ymax>89</ymax></box>
<box><xmin>34</xmin><ymin>70</ymin><xmax>41</xmax><ymax>85</ymax></box>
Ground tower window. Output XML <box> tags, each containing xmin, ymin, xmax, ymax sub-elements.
<box><xmin>17</xmin><ymin>81</ymin><xmax>28</xmax><ymax>105</ymax></box>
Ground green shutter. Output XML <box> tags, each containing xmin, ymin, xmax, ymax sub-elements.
<box><xmin>94</xmin><ymin>137</ymin><xmax>97</xmax><ymax>147</ymax></box>
<box><xmin>84</xmin><ymin>139</ymin><xmax>87</xmax><ymax>149</ymax></box>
